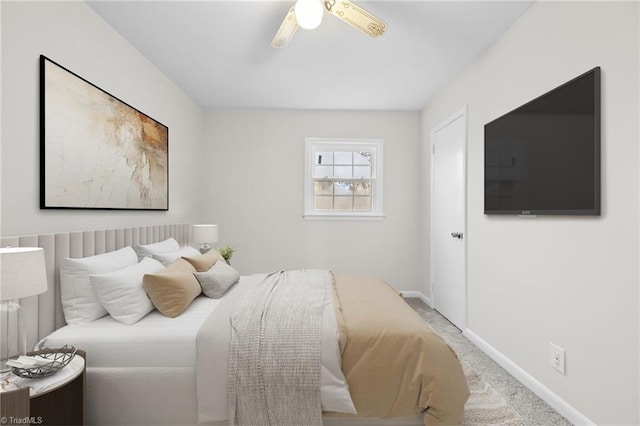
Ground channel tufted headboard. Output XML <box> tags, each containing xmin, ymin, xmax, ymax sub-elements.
<box><xmin>0</xmin><ymin>224</ymin><xmax>191</xmax><ymax>351</ymax></box>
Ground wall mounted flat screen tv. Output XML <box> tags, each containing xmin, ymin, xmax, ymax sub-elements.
<box><xmin>484</xmin><ymin>67</ymin><xmax>601</xmax><ymax>215</ymax></box>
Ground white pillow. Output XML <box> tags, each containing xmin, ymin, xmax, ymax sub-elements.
<box><xmin>152</xmin><ymin>246</ymin><xmax>200</xmax><ymax>266</ymax></box>
<box><xmin>60</xmin><ymin>246</ymin><xmax>138</xmax><ymax>324</ymax></box>
<box><xmin>89</xmin><ymin>257</ymin><xmax>165</xmax><ymax>325</ymax></box>
<box><xmin>134</xmin><ymin>238</ymin><xmax>180</xmax><ymax>261</ymax></box>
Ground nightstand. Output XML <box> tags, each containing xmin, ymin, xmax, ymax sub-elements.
<box><xmin>0</xmin><ymin>349</ymin><xmax>86</xmax><ymax>425</ymax></box>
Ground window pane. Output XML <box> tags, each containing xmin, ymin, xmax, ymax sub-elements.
<box><xmin>334</xmin><ymin>182</ymin><xmax>353</xmax><ymax>196</ymax></box>
<box><xmin>353</xmin><ymin>181</ymin><xmax>371</xmax><ymax>196</ymax></box>
<box><xmin>354</xmin><ymin>151</ymin><xmax>372</xmax><ymax>165</ymax></box>
<box><xmin>334</xmin><ymin>196</ymin><xmax>353</xmax><ymax>210</ymax></box>
<box><xmin>334</xmin><ymin>166</ymin><xmax>352</xmax><ymax>179</ymax></box>
<box><xmin>315</xmin><ymin>196</ymin><xmax>333</xmax><ymax>210</ymax></box>
<box><xmin>314</xmin><ymin>165</ymin><xmax>333</xmax><ymax>178</ymax></box>
<box><xmin>334</xmin><ymin>152</ymin><xmax>353</xmax><ymax>165</ymax></box>
<box><xmin>354</xmin><ymin>196</ymin><xmax>372</xmax><ymax>211</ymax></box>
<box><xmin>305</xmin><ymin>139</ymin><xmax>383</xmax><ymax>218</ymax></box>
<box><xmin>353</xmin><ymin>166</ymin><xmax>371</xmax><ymax>179</ymax></box>
<box><xmin>315</xmin><ymin>152</ymin><xmax>333</xmax><ymax>165</ymax></box>
<box><xmin>314</xmin><ymin>180</ymin><xmax>333</xmax><ymax>195</ymax></box>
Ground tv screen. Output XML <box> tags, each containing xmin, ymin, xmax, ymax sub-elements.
<box><xmin>484</xmin><ymin>67</ymin><xmax>601</xmax><ymax>215</ymax></box>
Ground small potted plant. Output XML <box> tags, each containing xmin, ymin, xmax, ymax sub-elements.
<box><xmin>217</xmin><ymin>245</ymin><xmax>235</xmax><ymax>264</ymax></box>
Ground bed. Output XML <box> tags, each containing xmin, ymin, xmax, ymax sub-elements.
<box><xmin>5</xmin><ymin>224</ymin><xmax>469</xmax><ymax>425</ymax></box>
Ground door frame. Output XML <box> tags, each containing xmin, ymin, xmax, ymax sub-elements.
<box><xmin>429</xmin><ymin>106</ymin><xmax>468</xmax><ymax>328</ymax></box>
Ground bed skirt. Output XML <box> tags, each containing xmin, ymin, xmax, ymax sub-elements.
<box><xmin>84</xmin><ymin>366</ymin><xmax>423</xmax><ymax>426</ymax></box>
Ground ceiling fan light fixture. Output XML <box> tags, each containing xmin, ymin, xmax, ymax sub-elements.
<box><xmin>294</xmin><ymin>0</ymin><xmax>323</xmax><ymax>30</ymax></box>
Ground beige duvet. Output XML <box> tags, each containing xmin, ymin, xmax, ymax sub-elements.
<box><xmin>328</xmin><ymin>275</ymin><xmax>470</xmax><ymax>425</ymax></box>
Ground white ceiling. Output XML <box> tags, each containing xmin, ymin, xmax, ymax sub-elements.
<box><xmin>87</xmin><ymin>1</ymin><xmax>534</xmax><ymax>111</ymax></box>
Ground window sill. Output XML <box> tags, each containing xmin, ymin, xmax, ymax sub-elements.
<box><xmin>303</xmin><ymin>213</ymin><xmax>385</xmax><ymax>221</ymax></box>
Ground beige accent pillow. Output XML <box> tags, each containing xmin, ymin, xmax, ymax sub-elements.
<box><xmin>182</xmin><ymin>249</ymin><xmax>225</xmax><ymax>272</ymax></box>
<box><xmin>143</xmin><ymin>259</ymin><xmax>202</xmax><ymax>318</ymax></box>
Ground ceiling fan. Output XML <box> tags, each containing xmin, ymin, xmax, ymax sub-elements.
<box><xmin>271</xmin><ymin>0</ymin><xmax>387</xmax><ymax>48</ymax></box>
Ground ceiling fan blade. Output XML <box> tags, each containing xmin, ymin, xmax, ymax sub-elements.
<box><xmin>324</xmin><ymin>0</ymin><xmax>386</xmax><ymax>38</ymax></box>
<box><xmin>271</xmin><ymin>6</ymin><xmax>299</xmax><ymax>48</ymax></box>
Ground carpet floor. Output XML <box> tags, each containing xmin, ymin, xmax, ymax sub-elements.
<box><xmin>405</xmin><ymin>297</ymin><xmax>571</xmax><ymax>426</ymax></box>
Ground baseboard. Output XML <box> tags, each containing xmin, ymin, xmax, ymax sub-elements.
<box><xmin>463</xmin><ymin>329</ymin><xmax>595</xmax><ymax>426</ymax></box>
<box><xmin>400</xmin><ymin>291</ymin><xmax>432</xmax><ymax>307</ymax></box>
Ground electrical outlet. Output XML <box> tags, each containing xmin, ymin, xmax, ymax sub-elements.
<box><xmin>549</xmin><ymin>343</ymin><xmax>566</xmax><ymax>375</ymax></box>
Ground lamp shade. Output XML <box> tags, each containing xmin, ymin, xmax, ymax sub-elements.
<box><xmin>0</xmin><ymin>247</ymin><xmax>48</xmax><ymax>301</ymax></box>
<box><xmin>192</xmin><ymin>225</ymin><xmax>219</xmax><ymax>245</ymax></box>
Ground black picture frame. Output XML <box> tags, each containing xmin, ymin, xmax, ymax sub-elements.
<box><xmin>40</xmin><ymin>55</ymin><xmax>169</xmax><ymax>210</ymax></box>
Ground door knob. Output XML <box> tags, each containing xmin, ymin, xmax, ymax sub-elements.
<box><xmin>451</xmin><ymin>232</ymin><xmax>463</xmax><ymax>239</ymax></box>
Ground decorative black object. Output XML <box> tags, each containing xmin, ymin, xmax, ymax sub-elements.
<box><xmin>11</xmin><ymin>345</ymin><xmax>77</xmax><ymax>379</ymax></box>
<box><xmin>484</xmin><ymin>67</ymin><xmax>601</xmax><ymax>216</ymax></box>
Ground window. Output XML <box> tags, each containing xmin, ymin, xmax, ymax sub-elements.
<box><xmin>304</xmin><ymin>138</ymin><xmax>383</xmax><ymax>220</ymax></box>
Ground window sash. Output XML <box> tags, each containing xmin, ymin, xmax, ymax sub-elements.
<box><xmin>312</xmin><ymin>150</ymin><xmax>375</xmax><ymax>180</ymax></box>
<box><xmin>305</xmin><ymin>138</ymin><xmax>383</xmax><ymax>219</ymax></box>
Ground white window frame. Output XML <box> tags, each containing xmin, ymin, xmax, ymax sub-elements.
<box><xmin>304</xmin><ymin>137</ymin><xmax>384</xmax><ymax>220</ymax></box>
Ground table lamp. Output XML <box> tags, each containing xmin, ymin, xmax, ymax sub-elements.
<box><xmin>0</xmin><ymin>247</ymin><xmax>48</xmax><ymax>373</ymax></box>
<box><xmin>192</xmin><ymin>225</ymin><xmax>219</xmax><ymax>254</ymax></box>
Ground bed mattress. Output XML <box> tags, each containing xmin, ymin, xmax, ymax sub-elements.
<box><xmin>36</xmin><ymin>296</ymin><xmax>220</xmax><ymax>368</ymax></box>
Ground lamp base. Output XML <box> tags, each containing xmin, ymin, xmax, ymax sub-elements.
<box><xmin>199</xmin><ymin>243</ymin><xmax>212</xmax><ymax>254</ymax></box>
<box><xmin>0</xmin><ymin>300</ymin><xmax>26</xmax><ymax>373</ymax></box>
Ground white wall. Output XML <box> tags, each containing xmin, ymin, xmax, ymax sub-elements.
<box><xmin>204</xmin><ymin>109</ymin><xmax>423</xmax><ymax>291</ymax></box>
<box><xmin>1</xmin><ymin>1</ymin><xmax>206</xmax><ymax>237</ymax></box>
<box><xmin>421</xmin><ymin>2</ymin><xmax>639</xmax><ymax>424</ymax></box>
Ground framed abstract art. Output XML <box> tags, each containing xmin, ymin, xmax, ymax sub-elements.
<box><xmin>40</xmin><ymin>55</ymin><xmax>169</xmax><ymax>210</ymax></box>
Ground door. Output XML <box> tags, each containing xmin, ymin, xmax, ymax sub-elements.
<box><xmin>431</xmin><ymin>108</ymin><xmax>467</xmax><ymax>330</ymax></box>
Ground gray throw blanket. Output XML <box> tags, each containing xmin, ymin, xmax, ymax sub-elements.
<box><xmin>227</xmin><ymin>269</ymin><xmax>329</xmax><ymax>426</ymax></box>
